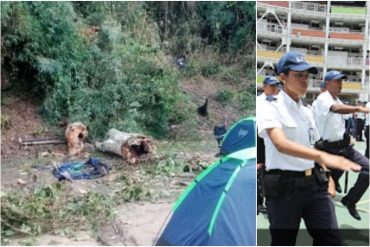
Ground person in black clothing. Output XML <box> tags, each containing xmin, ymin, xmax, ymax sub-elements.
<box><xmin>214</xmin><ymin>122</ymin><xmax>227</xmax><ymax>147</ymax></box>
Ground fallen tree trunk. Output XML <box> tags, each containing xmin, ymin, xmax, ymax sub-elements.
<box><xmin>95</xmin><ymin>129</ymin><xmax>155</xmax><ymax>164</ymax></box>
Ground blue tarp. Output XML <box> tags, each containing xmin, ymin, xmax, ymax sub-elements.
<box><xmin>52</xmin><ymin>158</ymin><xmax>110</xmax><ymax>180</ymax></box>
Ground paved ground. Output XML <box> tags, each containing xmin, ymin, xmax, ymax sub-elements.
<box><xmin>257</xmin><ymin>141</ymin><xmax>369</xmax><ymax>246</ymax></box>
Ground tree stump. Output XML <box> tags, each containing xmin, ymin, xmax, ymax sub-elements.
<box><xmin>95</xmin><ymin>129</ymin><xmax>155</xmax><ymax>164</ymax></box>
<box><xmin>65</xmin><ymin>122</ymin><xmax>88</xmax><ymax>156</ymax></box>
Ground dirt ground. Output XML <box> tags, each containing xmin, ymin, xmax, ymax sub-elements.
<box><xmin>7</xmin><ymin>201</ymin><xmax>173</xmax><ymax>246</ymax></box>
<box><xmin>1</xmin><ymin>78</ymin><xmax>243</xmax><ymax>245</ymax></box>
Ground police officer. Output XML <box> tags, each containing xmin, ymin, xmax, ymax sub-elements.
<box><xmin>257</xmin><ymin>52</ymin><xmax>361</xmax><ymax>245</ymax></box>
<box><xmin>365</xmin><ymin>101</ymin><xmax>370</xmax><ymax>158</ymax></box>
<box><xmin>257</xmin><ymin>76</ymin><xmax>280</xmax><ymax>214</ymax></box>
<box><xmin>312</xmin><ymin>70</ymin><xmax>369</xmax><ymax>220</ymax></box>
<box><xmin>257</xmin><ymin>76</ymin><xmax>280</xmax><ymax>102</ymax></box>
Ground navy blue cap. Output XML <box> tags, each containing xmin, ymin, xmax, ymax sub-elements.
<box><xmin>263</xmin><ymin>76</ymin><xmax>279</xmax><ymax>85</ymax></box>
<box><xmin>319</xmin><ymin>81</ymin><xmax>326</xmax><ymax>88</ymax></box>
<box><xmin>324</xmin><ymin>70</ymin><xmax>347</xmax><ymax>81</ymax></box>
<box><xmin>276</xmin><ymin>51</ymin><xmax>318</xmax><ymax>74</ymax></box>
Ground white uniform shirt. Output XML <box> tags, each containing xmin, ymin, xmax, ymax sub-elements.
<box><xmin>257</xmin><ymin>90</ymin><xmax>320</xmax><ymax>171</ymax></box>
<box><xmin>366</xmin><ymin>102</ymin><xmax>370</xmax><ymax>127</ymax></box>
<box><xmin>257</xmin><ymin>92</ymin><xmax>266</xmax><ymax>103</ymax></box>
<box><xmin>312</xmin><ymin>91</ymin><xmax>345</xmax><ymax>142</ymax></box>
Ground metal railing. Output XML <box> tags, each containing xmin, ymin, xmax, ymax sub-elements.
<box><xmin>326</xmin><ymin>56</ymin><xmax>363</xmax><ymax>67</ymax></box>
<box><xmin>257</xmin><ymin>22</ymin><xmax>283</xmax><ymax>33</ymax></box>
<box><xmin>310</xmin><ymin>79</ymin><xmax>322</xmax><ymax>88</ymax></box>
<box><xmin>330</xmin><ymin>27</ymin><xmax>350</xmax><ymax>33</ymax></box>
<box><xmin>291</xmin><ymin>1</ymin><xmax>327</xmax><ymax>13</ymax></box>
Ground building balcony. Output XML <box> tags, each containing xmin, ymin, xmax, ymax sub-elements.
<box><xmin>290</xmin><ymin>29</ymin><xmax>326</xmax><ymax>45</ymax></box>
<box><xmin>258</xmin><ymin>22</ymin><xmax>283</xmax><ymax>34</ymax></box>
<box><xmin>308</xmin><ymin>80</ymin><xmax>363</xmax><ymax>94</ymax></box>
<box><xmin>328</xmin><ymin>33</ymin><xmax>365</xmax><ymax>47</ymax></box>
<box><xmin>292</xmin><ymin>28</ymin><xmax>325</xmax><ymax>38</ymax></box>
<box><xmin>259</xmin><ymin>1</ymin><xmax>367</xmax><ymax>23</ymax></box>
<box><xmin>291</xmin><ymin>1</ymin><xmax>326</xmax><ymax>13</ymax></box>
<box><xmin>305</xmin><ymin>54</ymin><xmax>324</xmax><ymax>64</ymax></box>
<box><xmin>330</xmin><ymin>32</ymin><xmax>364</xmax><ymax>41</ymax></box>
<box><xmin>326</xmin><ymin>56</ymin><xmax>363</xmax><ymax>70</ymax></box>
<box><xmin>343</xmin><ymin>82</ymin><xmax>362</xmax><ymax>91</ymax></box>
<box><xmin>257</xmin><ymin>49</ymin><xmax>325</xmax><ymax>66</ymax></box>
<box><xmin>330</xmin><ymin>6</ymin><xmax>367</xmax><ymax>21</ymax></box>
<box><xmin>257</xmin><ymin>50</ymin><xmax>284</xmax><ymax>62</ymax></box>
<box><xmin>259</xmin><ymin>1</ymin><xmax>289</xmax><ymax>8</ymax></box>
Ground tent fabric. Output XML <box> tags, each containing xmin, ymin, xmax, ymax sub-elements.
<box><xmin>156</xmin><ymin>157</ymin><xmax>256</xmax><ymax>246</ymax></box>
<box><xmin>156</xmin><ymin>117</ymin><xmax>256</xmax><ymax>246</ymax></box>
<box><xmin>220</xmin><ymin>117</ymin><xmax>255</xmax><ymax>156</ymax></box>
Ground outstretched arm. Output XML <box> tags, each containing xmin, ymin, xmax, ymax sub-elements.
<box><xmin>331</xmin><ymin>104</ymin><xmax>369</xmax><ymax>114</ymax></box>
<box><xmin>267</xmin><ymin>127</ymin><xmax>361</xmax><ymax>172</ymax></box>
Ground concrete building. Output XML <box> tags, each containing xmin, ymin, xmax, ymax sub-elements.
<box><xmin>257</xmin><ymin>1</ymin><xmax>370</xmax><ymax>104</ymax></box>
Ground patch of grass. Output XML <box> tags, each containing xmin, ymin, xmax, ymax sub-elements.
<box><xmin>200</xmin><ymin>63</ymin><xmax>220</xmax><ymax>77</ymax></box>
<box><xmin>215</xmin><ymin>89</ymin><xmax>233</xmax><ymax>106</ymax></box>
<box><xmin>148</xmin><ymin>155</ymin><xmax>187</xmax><ymax>177</ymax></box>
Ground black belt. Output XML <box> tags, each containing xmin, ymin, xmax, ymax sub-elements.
<box><xmin>267</xmin><ymin>168</ymin><xmax>313</xmax><ymax>178</ymax></box>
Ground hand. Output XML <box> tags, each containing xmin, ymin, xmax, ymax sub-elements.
<box><xmin>257</xmin><ymin>163</ymin><xmax>265</xmax><ymax>169</ymax></box>
<box><xmin>327</xmin><ymin>176</ymin><xmax>336</xmax><ymax>198</ymax></box>
<box><xmin>358</xmin><ymin>106</ymin><xmax>370</xmax><ymax>113</ymax></box>
<box><xmin>317</xmin><ymin>152</ymin><xmax>361</xmax><ymax>172</ymax></box>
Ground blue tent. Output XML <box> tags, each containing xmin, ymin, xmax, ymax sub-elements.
<box><xmin>156</xmin><ymin>117</ymin><xmax>256</xmax><ymax>246</ymax></box>
<box><xmin>220</xmin><ymin>117</ymin><xmax>255</xmax><ymax>156</ymax></box>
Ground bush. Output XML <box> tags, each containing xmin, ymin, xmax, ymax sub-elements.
<box><xmin>1</xmin><ymin>1</ymin><xmax>255</xmax><ymax>139</ymax></box>
<box><xmin>215</xmin><ymin>89</ymin><xmax>233</xmax><ymax>105</ymax></box>
<box><xmin>1</xmin><ymin>2</ymin><xmax>194</xmax><ymax>139</ymax></box>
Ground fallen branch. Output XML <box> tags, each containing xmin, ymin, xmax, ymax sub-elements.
<box><xmin>0</xmin><ymin>218</ymin><xmax>32</xmax><ymax>236</ymax></box>
<box><xmin>18</xmin><ymin>137</ymin><xmax>66</xmax><ymax>147</ymax></box>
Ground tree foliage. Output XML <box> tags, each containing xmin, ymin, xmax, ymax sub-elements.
<box><xmin>1</xmin><ymin>1</ymin><xmax>255</xmax><ymax>139</ymax></box>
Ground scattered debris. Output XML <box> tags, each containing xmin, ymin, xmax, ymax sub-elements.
<box><xmin>39</xmin><ymin>151</ymin><xmax>50</xmax><ymax>157</ymax></box>
<box><xmin>18</xmin><ymin>137</ymin><xmax>66</xmax><ymax>148</ymax></box>
<box><xmin>172</xmin><ymin>180</ymin><xmax>189</xmax><ymax>187</ymax></box>
<box><xmin>65</xmin><ymin>122</ymin><xmax>88</xmax><ymax>156</ymax></box>
<box><xmin>52</xmin><ymin>158</ymin><xmax>110</xmax><ymax>181</ymax></box>
<box><xmin>17</xmin><ymin>178</ymin><xmax>27</xmax><ymax>185</ymax></box>
<box><xmin>95</xmin><ymin>129</ymin><xmax>156</xmax><ymax>164</ymax></box>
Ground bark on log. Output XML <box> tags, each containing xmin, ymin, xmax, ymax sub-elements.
<box><xmin>95</xmin><ymin>129</ymin><xmax>155</xmax><ymax>164</ymax></box>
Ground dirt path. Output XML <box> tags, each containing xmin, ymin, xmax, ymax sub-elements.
<box><xmin>8</xmin><ymin>201</ymin><xmax>173</xmax><ymax>246</ymax></box>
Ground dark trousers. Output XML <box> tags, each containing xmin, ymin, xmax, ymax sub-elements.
<box><xmin>257</xmin><ymin>168</ymin><xmax>265</xmax><ymax>207</ymax></box>
<box><xmin>365</xmin><ymin>125</ymin><xmax>369</xmax><ymax>158</ymax></box>
<box><xmin>266</xmin><ymin>184</ymin><xmax>341</xmax><ymax>246</ymax></box>
<box><xmin>216</xmin><ymin>137</ymin><xmax>222</xmax><ymax>146</ymax></box>
<box><xmin>329</xmin><ymin>145</ymin><xmax>369</xmax><ymax>204</ymax></box>
<box><xmin>355</xmin><ymin>119</ymin><xmax>364</xmax><ymax>141</ymax></box>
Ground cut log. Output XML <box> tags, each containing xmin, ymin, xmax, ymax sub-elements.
<box><xmin>65</xmin><ymin>122</ymin><xmax>88</xmax><ymax>156</ymax></box>
<box><xmin>95</xmin><ymin>129</ymin><xmax>155</xmax><ymax>164</ymax></box>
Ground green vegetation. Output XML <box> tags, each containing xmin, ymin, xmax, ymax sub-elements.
<box><xmin>1</xmin><ymin>1</ymin><xmax>255</xmax><ymax>139</ymax></box>
<box><xmin>0</xmin><ymin>153</ymin><xmax>204</xmax><ymax>245</ymax></box>
<box><xmin>1</xmin><ymin>2</ymin><xmax>255</xmax><ymax>243</ymax></box>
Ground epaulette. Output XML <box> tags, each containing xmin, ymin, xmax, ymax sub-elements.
<box><xmin>266</xmin><ymin>96</ymin><xmax>277</xmax><ymax>102</ymax></box>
